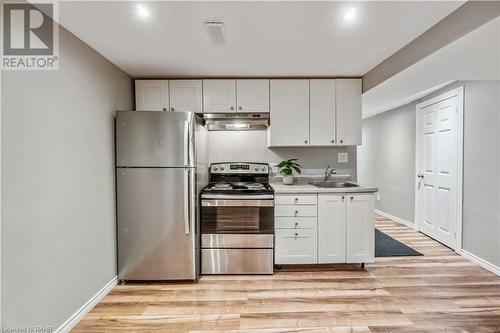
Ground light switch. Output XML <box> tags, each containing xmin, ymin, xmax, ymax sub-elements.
<box><xmin>338</xmin><ymin>152</ymin><xmax>348</xmax><ymax>163</ymax></box>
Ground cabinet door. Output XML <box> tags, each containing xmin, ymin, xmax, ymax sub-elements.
<box><xmin>275</xmin><ymin>229</ymin><xmax>317</xmax><ymax>264</ymax></box>
<box><xmin>336</xmin><ymin>79</ymin><xmax>362</xmax><ymax>145</ymax></box>
<box><xmin>236</xmin><ymin>79</ymin><xmax>269</xmax><ymax>112</ymax></box>
<box><xmin>346</xmin><ymin>194</ymin><xmax>375</xmax><ymax>263</ymax></box>
<box><xmin>203</xmin><ymin>80</ymin><xmax>236</xmax><ymax>113</ymax></box>
<box><xmin>135</xmin><ymin>80</ymin><xmax>169</xmax><ymax>111</ymax></box>
<box><xmin>169</xmin><ymin>80</ymin><xmax>202</xmax><ymax>112</ymax></box>
<box><xmin>269</xmin><ymin>80</ymin><xmax>310</xmax><ymax>147</ymax></box>
<box><xmin>310</xmin><ymin>79</ymin><xmax>336</xmax><ymax>146</ymax></box>
<box><xmin>318</xmin><ymin>194</ymin><xmax>346</xmax><ymax>263</ymax></box>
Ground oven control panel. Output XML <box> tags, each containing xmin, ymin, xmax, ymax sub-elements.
<box><xmin>210</xmin><ymin>163</ymin><xmax>269</xmax><ymax>174</ymax></box>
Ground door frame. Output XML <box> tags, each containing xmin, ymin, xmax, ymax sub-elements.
<box><xmin>414</xmin><ymin>86</ymin><xmax>464</xmax><ymax>251</ymax></box>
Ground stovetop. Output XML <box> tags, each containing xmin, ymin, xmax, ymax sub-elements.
<box><xmin>202</xmin><ymin>182</ymin><xmax>273</xmax><ymax>195</ymax></box>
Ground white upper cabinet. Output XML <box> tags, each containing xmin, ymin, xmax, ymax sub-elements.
<box><xmin>318</xmin><ymin>194</ymin><xmax>346</xmax><ymax>263</ymax></box>
<box><xmin>135</xmin><ymin>80</ymin><xmax>169</xmax><ymax>111</ymax></box>
<box><xmin>346</xmin><ymin>194</ymin><xmax>375</xmax><ymax>263</ymax></box>
<box><xmin>269</xmin><ymin>80</ymin><xmax>310</xmax><ymax>147</ymax></box>
<box><xmin>202</xmin><ymin>80</ymin><xmax>236</xmax><ymax>113</ymax></box>
<box><xmin>310</xmin><ymin>79</ymin><xmax>336</xmax><ymax>146</ymax></box>
<box><xmin>336</xmin><ymin>79</ymin><xmax>362</xmax><ymax>145</ymax></box>
<box><xmin>236</xmin><ymin>79</ymin><xmax>269</xmax><ymax>112</ymax></box>
<box><xmin>169</xmin><ymin>80</ymin><xmax>202</xmax><ymax>112</ymax></box>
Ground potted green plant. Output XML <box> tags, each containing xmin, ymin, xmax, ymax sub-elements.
<box><xmin>277</xmin><ymin>159</ymin><xmax>302</xmax><ymax>185</ymax></box>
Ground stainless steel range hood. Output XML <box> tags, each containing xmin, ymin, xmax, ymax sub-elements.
<box><xmin>202</xmin><ymin>113</ymin><xmax>270</xmax><ymax>131</ymax></box>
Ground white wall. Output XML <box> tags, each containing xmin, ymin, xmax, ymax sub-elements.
<box><xmin>359</xmin><ymin>80</ymin><xmax>500</xmax><ymax>268</ymax></box>
<box><xmin>208</xmin><ymin>131</ymin><xmax>357</xmax><ymax>178</ymax></box>
<box><xmin>1</xmin><ymin>26</ymin><xmax>133</xmax><ymax>330</ymax></box>
<box><xmin>358</xmin><ymin>104</ymin><xmax>416</xmax><ymax>223</ymax></box>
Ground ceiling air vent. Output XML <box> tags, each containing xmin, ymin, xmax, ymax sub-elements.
<box><xmin>204</xmin><ymin>21</ymin><xmax>225</xmax><ymax>44</ymax></box>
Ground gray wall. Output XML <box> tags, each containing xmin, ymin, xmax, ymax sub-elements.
<box><xmin>1</xmin><ymin>26</ymin><xmax>133</xmax><ymax>329</ymax></box>
<box><xmin>357</xmin><ymin>104</ymin><xmax>416</xmax><ymax>223</ymax></box>
<box><xmin>208</xmin><ymin>131</ymin><xmax>357</xmax><ymax>179</ymax></box>
<box><xmin>359</xmin><ymin>80</ymin><xmax>500</xmax><ymax>268</ymax></box>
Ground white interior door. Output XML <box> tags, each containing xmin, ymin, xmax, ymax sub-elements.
<box><xmin>416</xmin><ymin>87</ymin><xmax>463</xmax><ymax>250</ymax></box>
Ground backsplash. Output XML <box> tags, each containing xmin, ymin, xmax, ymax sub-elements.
<box><xmin>207</xmin><ymin>131</ymin><xmax>357</xmax><ymax>181</ymax></box>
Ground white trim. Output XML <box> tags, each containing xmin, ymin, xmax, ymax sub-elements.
<box><xmin>460</xmin><ymin>250</ymin><xmax>500</xmax><ymax>277</ymax></box>
<box><xmin>415</xmin><ymin>86</ymin><xmax>464</xmax><ymax>251</ymax></box>
<box><xmin>55</xmin><ymin>276</ymin><xmax>117</xmax><ymax>333</ymax></box>
<box><xmin>374</xmin><ymin>209</ymin><xmax>416</xmax><ymax>230</ymax></box>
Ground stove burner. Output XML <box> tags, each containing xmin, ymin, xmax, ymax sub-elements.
<box><xmin>211</xmin><ymin>183</ymin><xmax>232</xmax><ymax>190</ymax></box>
<box><xmin>244</xmin><ymin>182</ymin><xmax>265</xmax><ymax>190</ymax></box>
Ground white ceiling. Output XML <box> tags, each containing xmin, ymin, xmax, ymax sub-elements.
<box><xmin>58</xmin><ymin>1</ymin><xmax>463</xmax><ymax>77</ymax></box>
<box><xmin>362</xmin><ymin>16</ymin><xmax>500</xmax><ymax>119</ymax></box>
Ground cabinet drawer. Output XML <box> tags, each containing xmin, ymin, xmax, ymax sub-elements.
<box><xmin>275</xmin><ymin>205</ymin><xmax>317</xmax><ymax>217</ymax></box>
<box><xmin>275</xmin><ymin>194</ymin><xmax>317</xmax><ymax>206</ymax></box>
<box><xmin>275</xmin><ymin>217</ymin><xmax>317</xmax><ymax>229</ymax></box>
<box><xmin>275</xmin><ymin>229</ymin><xmax>317</xmax><ymax>264</ymax></box>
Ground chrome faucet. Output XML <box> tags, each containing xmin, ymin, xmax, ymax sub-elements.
<box><xmin>324</xmin><ymin>166</ymin><xmax>337</xmax><ymax>182</ymax></box>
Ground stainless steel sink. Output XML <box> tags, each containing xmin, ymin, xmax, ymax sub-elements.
<box><xmin>309</xmin><ymin>181</ymin><xmax>360</xmax><ymax>188</ymax></box>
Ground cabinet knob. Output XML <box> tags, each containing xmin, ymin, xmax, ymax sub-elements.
<box><xmin>294</xmin><ymin>211</ymin><xmax>298</xmax><ymax>216</ymax></box>
<box><xmin>238</xmin><ymin>106</ymin><xmax>242</xmax><ymax>110</ymax></box>
<box><xmin>342</xmin><ymin>196</ymin><xmax>345</xmax><ymax>201</ymax></box>
<box><xmin>331</xmin><ymin>139</ymin><xmax>335</xmax><ymax>144</ymax></box>
<box><xmin>340</xmin><ymin>139</ymin><xmax>344</xmax><ymax>144</ymax></box>
<box><xmin>294</xmin><ymin>197</ymin><xmax>298</xmax><ymax>202</ymax></box>
<box><xmin>304</xmin><ymin>140</ymin><xmax>308</xmax><ymax>144</ymax></box>
<box><xmin>294</xmin><ymin>222</ymin><xmax>299</xmax><ymax>227</ymax></box>
<box><xmin>170</xmin><ymin>107</ymin><xmax>175</xmax><ymax>112</ymax></box>
<box><xmin>350</xmin><ymin>196</ymin><xmax>354</xmax><ymax>200</ymax></box>
<box><xmin>294</xmin><ymin>232</ymin><xmax>298</xmax><ymax>236</ymax></box>
<box><xmin>162</xmin><ymin>107</ymin><xmax>167</xmax><ymax>111</ymax></box>
<box><xmin>230</xmin><ymin>106</ymin><xmax>235</xmax><ymax>111</ymax></box>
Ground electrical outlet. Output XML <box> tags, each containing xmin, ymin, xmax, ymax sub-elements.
<box><xmin>338</xmin><ymin>152</ymin><xmax>348</xmax><ymax>163</ymax></box>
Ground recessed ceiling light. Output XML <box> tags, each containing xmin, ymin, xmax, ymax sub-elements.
<box><xmin>135</xmin><ymin>4</ymin><xmax>151</xmax><ymax>19</ymax></box>
<box><xmin>343</xmin><ymin>7</ymin><xmax>358</xmax><ymax>23</ymax></box>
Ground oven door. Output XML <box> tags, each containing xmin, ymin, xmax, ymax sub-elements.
<box><xmin>201</xmin><ymin>197</ymin><xmax>274</xmax><ymax>234</ymax></box>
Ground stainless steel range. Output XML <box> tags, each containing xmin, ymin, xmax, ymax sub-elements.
<box><xmin>201</xmin><ymin>162</ymin><xmax>274</xmax><ymax>275</ymax></box>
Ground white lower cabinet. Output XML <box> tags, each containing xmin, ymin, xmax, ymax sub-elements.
<box><xmin>275</xmin><ymin>229</ymin><xmax>317</xmax><ymax>264</ymax></box>
<box><xmin>318</xmin><ymin>194</ymin><xmax>346</xmax><ymax>263</ymax></box>
<box><xmin>274</xmin><ymin>193</ymin><xmax>375</xmax><ymax>265</ymax></box>
<box><xmin>346</xmin><ymin>194</ymin><xmax>375</xmax><ymax>263</ymax></box>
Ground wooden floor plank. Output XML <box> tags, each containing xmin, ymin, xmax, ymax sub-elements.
<box><xmin>72</xmin><ymin>215</ymin><xmax>500</xmax><ymax>332</ymax></box>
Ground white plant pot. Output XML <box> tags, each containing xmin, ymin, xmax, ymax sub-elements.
<box><xmin>282</xmin><ymin>175</ymin><xmax>294</xmax><ymax>185</ymax></box>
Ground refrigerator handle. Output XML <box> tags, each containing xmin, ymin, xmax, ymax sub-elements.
<box><xmin>183</xmin><ymin>120</ymin><xmax>189</xmax><ymax>166</ymax></box>
<box><xmin>184</xmin><ymin>169</ymin><xmax>190</xmax><ymax>235</ymax></box>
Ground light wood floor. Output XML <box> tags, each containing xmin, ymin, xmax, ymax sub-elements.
<box><xmin>73</xmin><ymin>215</ymin><xmax>500</xmax><ymax>332</ymax></box>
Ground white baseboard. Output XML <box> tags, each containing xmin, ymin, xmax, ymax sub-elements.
<box><xmin>375</xmin><ymin>209</ymin><xmax>416</xmax><ymax>230</ymax></box>
<box><xmin>56</xmin><ymin>276</ymin><xmax>117</xmax><ymax>333</ymax></box>
<box><xmin>460</xmin><ymin>249</ymin><xmax>500</xmax><ymax>277</ymax></box>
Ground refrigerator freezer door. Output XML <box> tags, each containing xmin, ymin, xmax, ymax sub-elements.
<box><xmin>116</xmin><ymin>111</ymin><xmax>195</xmax><ymax>167</ymax></box>
<box><xmin>117</xmin><ymin>167</ymin><xmax>196</xmax><ymax>280</ymax></box>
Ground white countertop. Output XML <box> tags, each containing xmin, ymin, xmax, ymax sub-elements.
<box><xmin>270</xmin><ymin>182</ymin><xmax>378</xmax><ymax>194</ymax></box>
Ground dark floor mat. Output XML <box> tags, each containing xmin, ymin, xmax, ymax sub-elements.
<box><xmin>375</xmin><ymin>229</ymin><xmax>423</xmax><ymax>257</ymax></box>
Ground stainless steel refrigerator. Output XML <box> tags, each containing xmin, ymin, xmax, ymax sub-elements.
<box><xmin>116</xmin><ymin>111</ymin><xmax>207</xmax><ymax>281</ymax></box>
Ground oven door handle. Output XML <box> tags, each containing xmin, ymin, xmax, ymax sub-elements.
<box><xmin>202</xmin><ymin>199</ymin><xmax>274</xmax><ymax>207</ymax></box>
